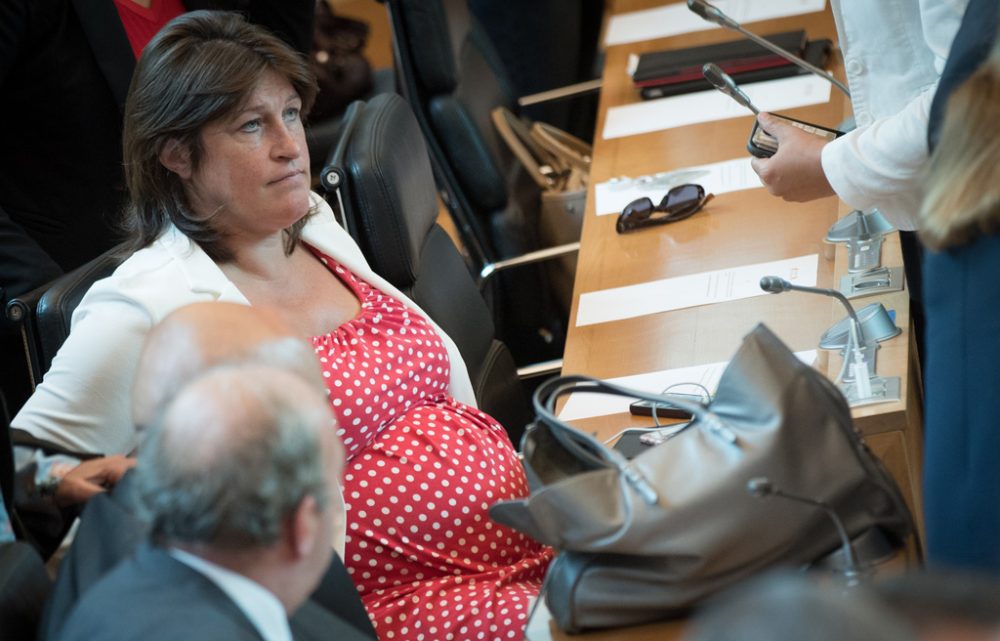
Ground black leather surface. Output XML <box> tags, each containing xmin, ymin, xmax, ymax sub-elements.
<box><xmin>427</xmin><ymin>96</ymin><xmax>508</xmax><ymax>220</ymax></box>
<box><xmin>398</xmin><ymin>0</ymin><xmax>459</xmax><ymax>95</ymax></box>
<box><xmin>0</xmin><ymin>541</ymin><xmax>51</xmax><ymax>641</ymax></box>
<box><xmin>384</xmin><ymin>0</ymin><xmax>569</xmax><ymax>365</ymax></box>
<box><xmin>6</xmin><ymin>246</ymin><xmax>125</xmax><ymax>387</ymax></box>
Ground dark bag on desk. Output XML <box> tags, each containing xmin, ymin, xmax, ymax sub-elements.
<box><xmin>491</xmin><ymin>107</ymin><xmax>590</xmax><ymax>307</ymax></box>
<box><xmin>490</xmin><ymin>324</ymin><xmax>913</xmax><ymax>632</ymax></box>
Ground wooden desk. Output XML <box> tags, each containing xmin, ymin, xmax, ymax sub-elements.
<box><xmin>534</xmin><ymin>1</ymin><xmax>924</xmax><ymax>638</ymax></box>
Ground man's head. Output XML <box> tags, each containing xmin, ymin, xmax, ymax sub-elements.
<box><xmin>132</xmin><ymin>302</ymin><xmax>322</xmax><ymax>429</ymax></box>
<box><xmin>136</xmin><ymin>364</ymin><xmax>343</xmax><ymax>611</ymax></box>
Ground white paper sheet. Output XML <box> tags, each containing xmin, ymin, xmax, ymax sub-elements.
<box><xmin>594</xmin><ymin>157</ymin><xmax>762</xmax><ymax>216</ymax></box>
<box><xmin>557</xmin><ymin>350</ymin><xmax>818</xmax><ymax>421</ymax></box>
<box><xmin>605</xmin><ymin>0</ymin><xmax>827</xmax><ymax>47</ymax></box>
<box><xmin>575</xmin><ymin>253</ymin><xmax>818</xmax><ymax>327</ymax></box>
<box><xmin>603</xmin><ymin>74</ymin><xmax>831</xmax><ymax>140</ymax></box>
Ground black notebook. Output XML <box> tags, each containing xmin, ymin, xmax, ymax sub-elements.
<box><xmin>633</xmin><ymin>32</ymin><xmax>832</xmax><ymax>100</ymax></box>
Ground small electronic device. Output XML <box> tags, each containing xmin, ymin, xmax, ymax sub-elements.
<box><xmin>628</xmin><ymin>392</ymin><xmax>707</xmax><ymax>420</ymax></box>
<box><xmin>748</xmin><ymin>115</ymin><xmax>843</xmax><ymax>158</ymax></box>
<box><xmin>701</xmin><ymin>63</ymin><xmax>844</xmax><ymax>159</ymax></box>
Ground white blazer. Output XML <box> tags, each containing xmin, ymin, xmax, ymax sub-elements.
<box><xmin>12</xmin><ymin>194</ymin><xmax>477</xmax><ymax>456</ymax></box>
<box><xmin>822</xmin><ymin>0</ymin><xmax>967</xmax><ymax>230</ymax></box>
<box><xmin>12</xmin><ymin>195</ymin><xmax>478</xmax><ymax>557</ymax></box>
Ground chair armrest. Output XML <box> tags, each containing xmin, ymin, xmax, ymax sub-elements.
<box><xmin>517</xmin><ymin>79</ymin><xmax>602</xmax><ymax>108</ymax></box>
<box><xmin>478</xmin><ymin>242</ymin><xmax>580</xmax><ymax>288</ymax></box>
<box><xmin>516</xmin><ymin>359</ymin><xmax>562</xmax><ymax>380</ymax></box>
<box><xmin>5</xmin><ymin>287</ymin><xmax>48</xmax><ymax>390</ymax></box>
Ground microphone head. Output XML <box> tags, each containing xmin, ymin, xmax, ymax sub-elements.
<box><xmin>702</xmin><ymin>63</ymin><xmax>732</xmax><ymax>92</ymax></box>
<box><xmin>687</xmin><ymin>0</ymin><xmax>713</xmax><ymax>20</ymax></box>
<box><xmin>759</xmin><ymin>276</ymin><xmax>790</xmax><ymax>293</ymax></box>
<box><xmin>746</xmin><ymin>477</ymin><xmax>774</xmax><ymax>497</ymax></box>
<box><xmin>703</xmin><ymin>64</ymin><xmax>755</xmax><ymax>112</ymax></box>
<box><xmin>687</xmin><ymin>0</ymin><xmax>729</xmax><ymax>26</ymax></box>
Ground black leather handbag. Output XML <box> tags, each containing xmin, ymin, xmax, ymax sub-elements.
<box><xmin>490</xmin><ymin>324</ymin><xmax>914</xmax><ymax>632</ymax></box>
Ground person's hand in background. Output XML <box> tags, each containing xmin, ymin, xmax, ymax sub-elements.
<box><xmin>54</xmin><ymin>455</ymin><xmax>136</xmax><ymax>507</ymax></box>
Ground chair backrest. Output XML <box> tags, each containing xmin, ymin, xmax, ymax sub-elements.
<box><xmin>383</xmin><ymin>0</ymin><xmax>576</xmax><ymax>365</ymax></box>
<box><xmin>385</xmin><ymin>0</ymin><xmax>527</xmax><ymax>264</ymax></box>
<box><xmin>5</xmin><ymin>246</ymin><xmax>126</xmax><ymax>389</ymax></box>
<box><xmin>322</xmin><ymin>93</ymin><xmax>532</xmax><ymax>444</ymax></box>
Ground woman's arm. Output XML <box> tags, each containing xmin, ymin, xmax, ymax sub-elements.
<box><xmin>11</xmin><ymin>288</ymin><xmax>155</xmax><ymax>456</ymax></box>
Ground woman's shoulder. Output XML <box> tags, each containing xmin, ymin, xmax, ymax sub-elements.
<box><xmin>75</xmin><ymin>228</ymin><xmax>225</xmax><ymax>325</ymax></box>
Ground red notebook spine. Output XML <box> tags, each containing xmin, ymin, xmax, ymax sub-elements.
<box><xmin>633</xmin><ymin>55</ymin><xmax>792</xmax><ymax>89</ymax></box>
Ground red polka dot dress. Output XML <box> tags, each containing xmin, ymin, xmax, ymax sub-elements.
<box><xmin>310</xmin><ymin>253</ymin><xmax>553</xmax><ymax>641</ymax></box>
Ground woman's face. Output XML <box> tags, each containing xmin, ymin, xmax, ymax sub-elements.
<box><xmin>177</xmin><ymin>71</ymin><xmax>311</xmax><ymax>247</ymax></box>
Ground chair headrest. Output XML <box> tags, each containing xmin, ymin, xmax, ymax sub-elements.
<box><xmin>341</xmin><ymin>94</ymin><xmax>440</xmax><ymax>288</ymax></box>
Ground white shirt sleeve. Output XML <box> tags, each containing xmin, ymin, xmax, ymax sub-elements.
<box><xmin>821</xmin><ymin>0</ymin><xmax>966</xmax><ymax>230</ymax></box>
<box><xmin>11</xmin><ymin>287</ymin><xmax>154</xmax><ymax>456</ymax></box>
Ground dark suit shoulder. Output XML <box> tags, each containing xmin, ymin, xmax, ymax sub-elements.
<box><xmin>57</xmin><ymin>546</ymin><xmax>263</xmax><ymax>641</ymax></box>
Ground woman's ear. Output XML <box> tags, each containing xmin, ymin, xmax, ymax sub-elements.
<box><xmin>159</xmin><ymin>139</ymin><xmax>193</xmax><ymax>179</ymax></box>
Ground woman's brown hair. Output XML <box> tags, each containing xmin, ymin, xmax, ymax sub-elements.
<box><xmin>920</xmin><ymin>34</ymin><xmax>1000</xmax><ymax>251</ymax></box>
<box><xmin>121</xmin><ymin>10</ymin><xmax>318</xmax><ymax>261</ymax></box>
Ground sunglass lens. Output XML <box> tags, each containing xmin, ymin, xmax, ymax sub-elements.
<box><xmin>623</xmin><ymin>197</ymin><xmax>654</xmax><ymax>219</ymax></box>
<box><xmin>662</xmin><ymin>184</ymin><xmax>705</xmax><ymax>210</ymax></box>
<box><xmin>617</xmin><ymin>197</ymin><xmax>655</xmax><ymax>233</ymax></box>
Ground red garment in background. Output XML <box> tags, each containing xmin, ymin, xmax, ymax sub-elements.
<box><xmin>112</xmin><ymin>0</ymin><xmax>185</xmax><ymax>59</ymax></box>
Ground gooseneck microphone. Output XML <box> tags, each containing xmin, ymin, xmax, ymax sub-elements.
<box><xmin>747</xmin><ymin>477</ymin><xmax>862</xmax><ymax>586</ymax></box>
<box><xmin>759</xmin><ymin>276</ymin><xmax>863</xmax><ymax>338</ymax></box>
<box><xmin>687</xmin><ymin>0</ymin><xmax>852</xmax><ymax>98</ymax></box>
<box><xmin>703</xmin><ymin>63</ymin><xmax>759</xmax><ymax>114</ymax></box>
<box><xmin>760</xmin><ymin>275</ymin><xmax>873</xmax><ymax>398</ymax></box>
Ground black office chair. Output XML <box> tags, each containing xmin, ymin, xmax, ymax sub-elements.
<box><xmin>5</xmin><ymin>246</ymin><xmax>127</xmax><ymax>391</ymax></box>
<box><xmin>0</xmin><ymin>541</ymin><xmax>51</xmax><ymax>641</ymax></box>
<box><xmin>320</xmin><ymin>93</ymin><xmax>537</xmax><ymax>445</ymax></box>
<box><xmin>467</xmin><ymin>0</ymin><xmax>604</xmax><ymax>141</ymax></box>
<box><xmin>380</xmin><ymin>0</ymin><xmax>598</xmax><ymax>366</ymax></box>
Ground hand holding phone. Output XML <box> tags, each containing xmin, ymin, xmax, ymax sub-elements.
<box><xmin>748</xmin><ymin>113</ymin><xmax>842</xmax><ymax>158</ymax></box>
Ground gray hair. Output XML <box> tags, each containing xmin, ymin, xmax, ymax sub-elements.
<box><xmin>136</xmin><ymin>364</ymin><xmax>331</xmax><ymax>548</ymax></box>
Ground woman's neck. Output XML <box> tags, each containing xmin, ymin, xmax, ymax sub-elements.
<box><xmin>128</xmin><ymin>0</ymin><xmax>153</xmax><ymax>8</ymax></box>
<box><xmin>220</xmin><ymin>233</ymin><xmax>297</xmax><ymax>284</ymax></box>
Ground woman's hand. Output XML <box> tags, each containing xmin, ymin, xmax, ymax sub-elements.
<box><xmin>750</xmin><ymin>113</ymin><xmax>836</xmax><ymax>202</ymax></box>
<box><xmin>54</xmin><ymin>455</ymin><xmax>137</xmax><ymax>507</ymax></box>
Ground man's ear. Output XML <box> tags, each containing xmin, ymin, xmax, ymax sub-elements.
<box><xmin>159</xmin><ymin>138</ymin><xmax>193</xmax><ymax>179</ymax></box>
<box><xmin>288</xmin><ymin>494</ymin><xmax>320</xmax><ymax>559</ymax></box>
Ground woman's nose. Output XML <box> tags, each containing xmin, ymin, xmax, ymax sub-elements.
<box><xmin>272</xmin><ymin>122</ymin><xmax>303</xmax><ymax>160</ymax></box>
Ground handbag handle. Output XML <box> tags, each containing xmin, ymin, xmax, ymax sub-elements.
<box><xmin>533</xmin><ymin>375</ymin><xmax>736</xmax><ymax>448</ymax></box>
<box><xmin>491</xmin><ymin>106</ymin><xmax>566</xmax><ymax>191</ymax></box>
<box><xmin>530</xmin><ymin>122</ymin><xmax>592</xmax><ymax>174</ymax></box>
<box><xmin>529</xmin><ymin>375</ymin><xmax>739</xmax><ymax>505</ymax></box>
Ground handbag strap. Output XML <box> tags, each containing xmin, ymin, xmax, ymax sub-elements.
<box><xmin>530</xmin><ymin>122</ymin><xmax>592</xmax><ymax>174</ymax></box>
<box><xmin>534</xmin><ymin>375</ymin><xmax>735</xmax><ymax>446</ymax></box>
<box><xmin>490</xmin><ymin>106</ymin><xmax>565</xmax><ymax>191</ymax></box>
<box><xmin>529</xmin><ymin>375</ymin><xmax>739</xmax><ymax>505</ymax></box>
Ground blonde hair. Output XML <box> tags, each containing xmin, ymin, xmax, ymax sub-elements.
<box><xmin>920</xmin><ymin>36</ymin><xmax>1000</xmax><ymax>250</ymax></box>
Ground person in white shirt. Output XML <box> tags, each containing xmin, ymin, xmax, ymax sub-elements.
<box><xmin>750</xmin><ymin>0</ymin><xmax>967</xmax><ymax>232</ymax></box>
<box><xmin>749</xmin><ymin>0</ymin><xmax>967</xmax><ymax>354</ymax></box>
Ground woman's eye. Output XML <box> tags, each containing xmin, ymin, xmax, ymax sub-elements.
<box><xmin>240</xmin><ymin>119</ymin><xmax>261</xmax><ymax>133</ymax></box>
<box><xmin>283</xmin><ymin>107</ymin><xmax>300</xmax><ymax>122</ymax></box>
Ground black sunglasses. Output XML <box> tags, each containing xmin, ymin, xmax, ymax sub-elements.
<box><xmin>616</xmin><ymin>184</ymin><xmax>714</xmax><ymax>234</ymax></box>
